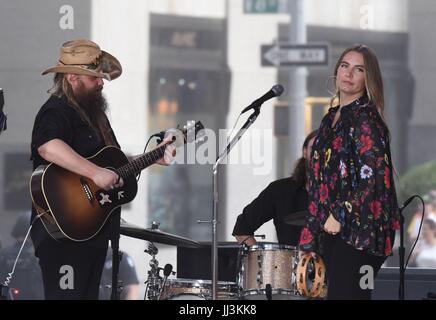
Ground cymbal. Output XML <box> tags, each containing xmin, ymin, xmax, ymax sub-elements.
<box><xmin>283</xmin><ymin>210</ymin><xmax>309</xmax><ymax>226</ymax></box>
<box><xmin>120</xmin><ymin>221</ymin><xmax>202</xmax><ymax>248</ymax></box>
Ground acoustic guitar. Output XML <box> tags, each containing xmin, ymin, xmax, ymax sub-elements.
<box><xmin>30</xmin><ymin>121</ymin><xmax>204</xmax><ymax>241</ymax></box>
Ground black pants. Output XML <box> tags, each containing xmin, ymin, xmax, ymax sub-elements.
<box><xmin>37</xmin><ymin>238</ymin><xmax>107</xmax><ymax>300</ymax></box>
<box><xmin>321</xmin><ymin>234</ymin><xmax>385</xmax><ymax>300</ymax></box>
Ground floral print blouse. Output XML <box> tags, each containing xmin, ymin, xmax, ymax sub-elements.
<box><xmin>299</xmin><ymin>96</ymin><xmax>400</xmax><ymax>257</ymax></box>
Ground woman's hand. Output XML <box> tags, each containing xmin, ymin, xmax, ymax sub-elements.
<box><xmin>324</xmin><ymin>213</ymin><xmax>341</xmax><ymax>235</ymax></box>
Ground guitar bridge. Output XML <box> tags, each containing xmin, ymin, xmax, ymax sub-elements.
<box><xmin>80</xmin><ymin>178</ymin><xmax>94</xmax><ymax>203</ymax></box>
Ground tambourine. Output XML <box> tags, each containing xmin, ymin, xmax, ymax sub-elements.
<box><xmin>296</xmin><ymin>253</ymin><xmax>327</xmax><ymax>298</ymax></box>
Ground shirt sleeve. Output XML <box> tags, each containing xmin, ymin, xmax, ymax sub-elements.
<box><xmin>232</xmin><ymin>182</ymin><xmax>277</xmax><ymax>236</ymax></box>
<box><xmin>331</xmin><ymin>108</ymin><xmax>398</xmax><ymax>229</ymax></box>
<box><xmin>31</xmin><ymin>107</ymin><xmax>73</xmax><ymax>153</ymax></box>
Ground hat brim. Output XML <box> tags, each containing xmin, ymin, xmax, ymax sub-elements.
<box><xmin>42</xmin><ymin>50</ymin><xmax>122</xmax><ymax>81</ymax></box>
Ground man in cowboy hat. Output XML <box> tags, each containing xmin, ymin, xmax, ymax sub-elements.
<box><xmin>30</xmin><ymin>40</ymin><xmax>171</xmax><ymax>300</ymax></box>
<box><xmin>29</xmin><ymin>39</ymin><xmax>126</xmax><ymax>300</ymax></box>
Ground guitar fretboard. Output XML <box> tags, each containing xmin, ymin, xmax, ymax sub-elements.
<box><xmin>116</xmin><ymin>141</ymin><xmax>172</xmax><ymax>179</ymax></box>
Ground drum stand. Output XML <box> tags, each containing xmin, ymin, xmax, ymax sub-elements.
<box><xmin>144</xmin><ymin>241</ymin><xmax>161</xmax><ymax>300</ymax></box>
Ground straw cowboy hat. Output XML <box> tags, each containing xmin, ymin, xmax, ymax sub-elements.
<box><xmin>42</xmin><ymin>39</ymin><xmax>122</xmax><ymax>81</ymax></box>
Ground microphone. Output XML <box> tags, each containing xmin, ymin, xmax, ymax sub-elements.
<box><xmin>400</xmin><ymin>195</ymin><xmax>416</xmax><ymax>211</ymax></box>
<box><xmin>158</xmin><ymin>263</ymin><xmax>173</xmax><ymax>300</ymax></box>
<box><xmin>163</xmin><ymin>263</ymin><xmax>173</xmax><ymax>277</ymax></box>
<box><xmin>241</xmin><ymin>84</ymin><xmax>284</xmax><ymax>114</ymax></box>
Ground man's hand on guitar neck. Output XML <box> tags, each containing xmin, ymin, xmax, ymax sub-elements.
<box><xmin>157</xmin><ymin>145</ymin><xmax>176</xmax><ymax>166</ymax></box>
<box><xmin>129</xmin><ymin>137</ymin><xmax>176</xmax><ymax>166</ymax></box>
<box><xmin>156</xmin><ymin>133</ymin><xmax>176</xmax><ymax>166</ymax></box>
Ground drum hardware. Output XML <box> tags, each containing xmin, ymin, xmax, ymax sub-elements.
<box><xmin>143</xmin><ymin>241</ymin><xmax>177</xmax><ymax>300</ymax></box>
<box><xmin>254</xmin><ymin>234</ymin><xmax>266</xmax><ymax>240</ymax></box>
<box><xmin>121</xmin><ymin>219</ymin><xmax>201</xmax><ymax>300</ymax></box>
<box><xmin>151</xmin><ymin>221</ymin><xmax>160</xmax><ymax>230</ymax></box>
<box><xmin>265</xmin><ymin>284</ymin><xmax>272</xmax><ymax>300</ymax></box>
<box><xmin>256</xmin><ymin>254</ymin><xmax>263</xmax><ymax>286</ymax></box>
<box><xmin>160</xmin><ymin>278</ymin><xmax>238</xmax><ymax>300</ymax></box>
<box><xmin>144</xmin><ymin>242</ymin><xmax>161</xmax><ymax>300</ymax></box>
<box><xmin>236</xmin><ymin>243</ymin><xmax>251</xmax><ymax>295</ymax></box>
<box><xmin>120</xmin><ymin>219</ymin><xmax>202</xmax><ymax>248</ymax></box>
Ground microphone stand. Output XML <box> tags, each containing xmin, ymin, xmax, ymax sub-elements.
<box><xmin>211</xmin><ymin>106</ymin><xmax>261</xmax><ymax>300</ymax></box>
<box><xmin>398</xmin><ymin>195</ymin><xmax>421</xmax><ymax>300</ymax></box>
<box><xmin>399</xmin><ymin>206</ymin><xmax>406</xmax><ymax>301</ymax></box>
<box><xmin>110</xmin><ymin>209</ymin><xmax>122</xmax><ymax>300</ymax></box>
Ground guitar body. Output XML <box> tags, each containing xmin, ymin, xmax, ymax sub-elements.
<box><xmin>30</xmin><ymin>146</ymin><xmax>137</xmax><ymax>241</ymax></box>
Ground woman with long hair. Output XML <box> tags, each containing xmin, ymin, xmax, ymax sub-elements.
<box><xmin>299</xmin><ymin>44</ymin><xmax>400</xmax><ymax>300</ymax></box>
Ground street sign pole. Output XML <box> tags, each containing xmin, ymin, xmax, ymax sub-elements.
<box><xmin>288</xmin><ymin>0</ymin><xmax>307</xmax><ymax>165</ymax></box>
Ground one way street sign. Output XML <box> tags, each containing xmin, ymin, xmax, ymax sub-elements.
<box><xmin>261</xmin><ymin>43</ymin><xmax>329</xmax><ymax>67</ymax></box>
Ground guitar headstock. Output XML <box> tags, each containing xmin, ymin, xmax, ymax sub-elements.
<box><xmin>166</xmin><ymin>121</ymin><xmax>205</xmax><ymax>148</ymax></box>
<box><xmin>180</xmin><ymin>120</ymin><xmax>205</xmax><ymax>143</ymax></box>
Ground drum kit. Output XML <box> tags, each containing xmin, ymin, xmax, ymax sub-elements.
<box><xmin>119</xmin><ymin>211</ymin><xmax>327</xmax><ymax>300</ymax></box>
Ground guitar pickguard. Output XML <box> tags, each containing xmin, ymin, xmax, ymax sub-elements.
<box><xmin>96</xmin><ymin>189</ymin><xmax>126</xmax><ymax>208</ymax></box>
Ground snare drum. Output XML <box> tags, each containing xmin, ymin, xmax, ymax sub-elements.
<box><xmin>160</xmin><ymin>278</ymin><xmax>238</xmax><ymax>300</ymax></box>
<box><xmin>238</xmin><ymin>243</ymin><xmax>302</xmax><ymax>300</ymax></box>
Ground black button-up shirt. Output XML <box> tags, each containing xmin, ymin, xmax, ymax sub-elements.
<box><xmin>232</xmin><ymin>177</ymin><xmax>308</xmax><ymax>246</ymax></box>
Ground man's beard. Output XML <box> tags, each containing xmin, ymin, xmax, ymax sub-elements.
<box><xmin>74</xmin><ymin>82</ymin><xmax>108</xmax><ymax>125</ymax></box>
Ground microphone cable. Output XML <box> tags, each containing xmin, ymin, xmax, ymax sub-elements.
<box><xmin>3</xmin><ymin>212</ymin><xmax>45</xmax><ymax>288</ymax></box>
<box><xmin>136</xmin><ymin>134</ymin><xmax>157</xmax><ymax>182</ymax></box>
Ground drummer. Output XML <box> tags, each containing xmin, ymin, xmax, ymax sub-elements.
<box><xmin>232</xmin><ymin>131</ymin><xmax>317</xmax><ymax>247</ymax></box>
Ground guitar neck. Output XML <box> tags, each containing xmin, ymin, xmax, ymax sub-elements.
<box><xmin>116</xmin><ymin>141</ymin><xmax>171</xmax><ymax>179</ymax></box>
<box><xmin>115</xmin><ymin>120</ymin><xmax>203</xmax><ymax>179</ymax></box>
